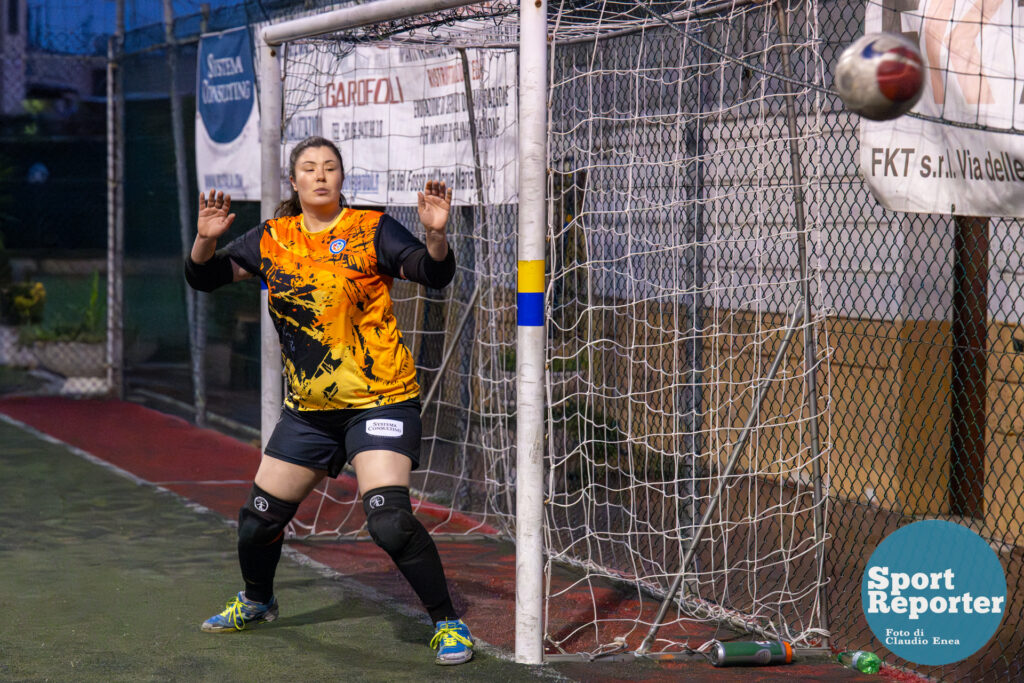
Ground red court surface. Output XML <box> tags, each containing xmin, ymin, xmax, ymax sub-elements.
<box><xmin>0</xmin><ymin>396</ymin><xmax>910</xmax><ymax>682</ymax></box>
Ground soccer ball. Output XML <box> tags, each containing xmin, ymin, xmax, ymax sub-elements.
<box><xmin>833</xmin><ymin>32</ymin><xmax>925</xmax><ymax>121</ymax></box>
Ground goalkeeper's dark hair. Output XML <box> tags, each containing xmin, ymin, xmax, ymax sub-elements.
<box><xmin>274</xmin><ymin>135</ymin><xmax>347</xmax><ymax>218</ymax></box>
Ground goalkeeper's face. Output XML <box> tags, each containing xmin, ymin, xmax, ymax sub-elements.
<box><xmin>291</xmin><ymin>145</ymin><xmax>344</xmax><ymax>214</ymax></box>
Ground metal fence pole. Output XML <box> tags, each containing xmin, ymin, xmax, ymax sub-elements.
<box><xmin>105</xmin><ymin>0</ymin><xmax>125</xmax><ymax>399</ymax></box>
<box><xmin>950</xmin><ymin>214</ymin><xmax>989</xmax><ymax>516</ymax></box>
<box><xmin>163</xmin><ymin>0</ymin><xmax>207</xmax><ymax>427</ymax></box>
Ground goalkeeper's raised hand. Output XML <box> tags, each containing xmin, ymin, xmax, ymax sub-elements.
<box><xmin>417</xmin><ymin>180</ymin><xmax>452</xmax><ymax>261</ymax></box>
<box><xmin>193</xmin><ymin>189</ymin><xmax>236</xmax><ymax>262</ymax></box>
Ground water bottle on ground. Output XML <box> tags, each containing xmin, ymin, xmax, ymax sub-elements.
<box><xmin>836</xmin><ymin>650</ymin><xmax>881</xmax><ymax>674</ymax></box>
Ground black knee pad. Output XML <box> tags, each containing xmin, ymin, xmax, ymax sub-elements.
<box><xmin>363</xmin><ymin>486</ymin><xmax>430</xmax><ymax>558</ymax></box>
<box><xmin>238</xmin><ymin>484</ymin><xmax>299</xmax><ymax>547</ymax></box>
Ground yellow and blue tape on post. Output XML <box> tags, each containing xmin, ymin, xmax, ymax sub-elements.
<box><xmin>517</xmin><ymin>259</ymin><xmax>544</xmax><ymax>326</ymax></box>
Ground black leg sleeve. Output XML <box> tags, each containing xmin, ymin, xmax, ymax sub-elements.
<box><xmin>237</xmin><ymin>484</ymin><xmax>299</xmax><ymax>604</ymax></box>
<box><xmin>363</xmin><ymin>486</ymin><xmax>458</xmax><ymax>623</ymax></box>
<box><xmin>239</xmin><ymin>536</ymin><xmax>284</xmax><ymax>604</ymax></box>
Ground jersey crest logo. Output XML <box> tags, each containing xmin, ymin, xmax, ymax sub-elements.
<box><xmin>329</xmin><ymin>238</ymin><xmax>347</xmax><ymax>254</ymax></box>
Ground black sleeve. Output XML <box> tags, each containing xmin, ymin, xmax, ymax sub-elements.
<box><xmin>184</xmin><ymin>253</ymin><xmax>233</xmax><ymax>292</ymax></box>
<box><xmin>374</xmin><ymin>214</ymin><xmax>457</xmax><ymax>289</ymax></box>
<box><xmin>184</xmin><ymin>225</ymin><xmax>263</xmax><ymax>292</ymax></box>
<box><xmin>221</xmin><ymin>224</ymin><xmax>264</xmax><ymax>277</ymax></box>
<box><xmin>374</xmin><ymin>215</ymin><xmax>424</xmax><ymax>277</ymax></box>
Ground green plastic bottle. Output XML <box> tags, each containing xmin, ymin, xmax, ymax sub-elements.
<box><xmin>836</xmin><ymin>650</ymin><xmax>882</xmax><ymax>674</ymax></box>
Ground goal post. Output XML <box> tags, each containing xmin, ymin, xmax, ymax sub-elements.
<box><xmin>516</xmin><ymin>0</ymin><xmax>547</xmax><ymax>666</ymax></box>
<box><xmin>256</xmin><ymin>31</ymin><xmax>281</xmax><ymax>455</ymax></box>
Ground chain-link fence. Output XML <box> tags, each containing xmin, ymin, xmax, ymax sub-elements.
<box><xmin>0</xmin><ymin>0</ymin><xmax>359</xmax><ymax>418</ymax></box>
<box><xmin>813</xmin><ymin>1</ymin><xmax>1021</xmax><ymax>678</ymax></box>
<box><xmin>0</xmin><ymin>0</ymin><xmax>110</xmax><ymax>397</ymax></box>
<box><xmin>116</xmin><ymin>2</ymin><xmax>366</xmax><ymax>433</ymax></box>
<box><xmin>540</xmin><ymin>0</ymin><xmax>1022</xmax><ymax>676</ymax></box>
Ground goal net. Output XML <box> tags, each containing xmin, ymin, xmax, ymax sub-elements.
<box><xmin>269</xmin><ymin>0</ymin><xmax>831</xmax><ymax>657</ymax></box>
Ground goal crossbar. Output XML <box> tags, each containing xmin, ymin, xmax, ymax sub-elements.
<box><xmin>260</xmin><ymin>0</ymin><xmax>483</xmax><ymax>46</ymax></box>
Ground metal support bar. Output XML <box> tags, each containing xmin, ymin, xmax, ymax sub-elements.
<box><xmin>516</xmin><ymin>0</ymin><xmax>549</xmax><ymax>664</ymax></box>
<box><xmin>546</xmin><ymin>646</ymin><xmax>831</xmax><ymax>663</ymax></box>
<box><xmin>772</xmin><ymin>0</ymin><xmax>830</xmax><ymax>646</ymax></box>
<box><xmin>416</xmin><ymin>47</ymin><xmax>489</xmax><ymax>418</ymax></box>
<box><xmin>638</xmin><ymin>306</ymin><xmax>804</xmax><ymax>654</ymax></box>
<box><xmin>164</xmin><ymin>0</ymin><xmax>207</xmax><ymax>427</ymax></box>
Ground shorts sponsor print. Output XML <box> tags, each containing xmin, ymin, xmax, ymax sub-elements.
<box><xmin>265</xmin><ymin>399</ymin><xmax>422</xmax><ymax>477</ymax></box>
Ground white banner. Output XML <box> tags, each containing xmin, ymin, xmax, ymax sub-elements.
<box><xmin>283</xmin><ymin>45</ymin><xmax>517</xmax><ymax>206</ymax></box>
<box><xmin>196</xmin><ymin>27</ymin><xmax>261</xmax><ymax>200</ymax></box>
<box><xmin>860</xmin><ymin>1</ymin><xmax>1024</xmax><ymax>217</ymax></box>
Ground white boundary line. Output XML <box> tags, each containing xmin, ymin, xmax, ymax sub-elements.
<box><xmin>0</xmin><ymin>410</ymin><xmax>561</xmax><ymax>676</ymax></box>
<box><xmin>0</xmin><ymin>411</ymin><xmax>215</xmax><ymax>519</ymax></box>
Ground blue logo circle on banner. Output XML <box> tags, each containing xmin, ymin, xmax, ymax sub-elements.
<box><xmin>198</xmin><ymin>28</ymin><xmax>255</xmax><ymax>144</ymax></box>
<box><xmin>862</xmin><ymin>520</ymin><xmax>1006</xmax><ymax>665</ymax></box>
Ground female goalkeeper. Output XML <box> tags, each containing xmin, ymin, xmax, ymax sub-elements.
<box><xmin>184</xmin><ymin>135</ymin><xmax>473</xmax><ymax>666</ymax></box>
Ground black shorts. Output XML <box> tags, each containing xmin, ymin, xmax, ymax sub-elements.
<box><xmin>264</xmin><ymin>399</ymin><xmax>422</xmax><ymax>477</ymax></box>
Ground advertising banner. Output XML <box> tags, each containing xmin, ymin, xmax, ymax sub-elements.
<box><xmin>860</xmin><ymin>2</ymin><xmax>1024</xmax><ymax>216</ymax></box>
<box><xmin>283</xmin><ymin>44</ymin><xmax>517</xmax><ymax>206</ymax></box>
<box><xmin>196</xmin><ymin>27</ymin><xmax>260</xmax><ymax>200</ymax></box>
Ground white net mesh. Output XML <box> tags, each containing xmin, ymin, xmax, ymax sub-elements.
<box><xmin>542</xmin><ymin>0</ymin><xmax>832</xmax><ymax>653</ymax></box>
<box><xmin>273</xmin><ymin>0</ymin><xmax>832</xmax><ymax>655</ymax></box>
<box><xmin>274</xmin><ymin>5</ymin><xmax>522</xmax><ymax>544</ymax></box>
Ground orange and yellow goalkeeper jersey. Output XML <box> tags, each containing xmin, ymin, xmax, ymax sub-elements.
<box><xmin>221</xmin><ymin>209</ymin><xmax>433</xmax><ymax>411</ymax></box>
